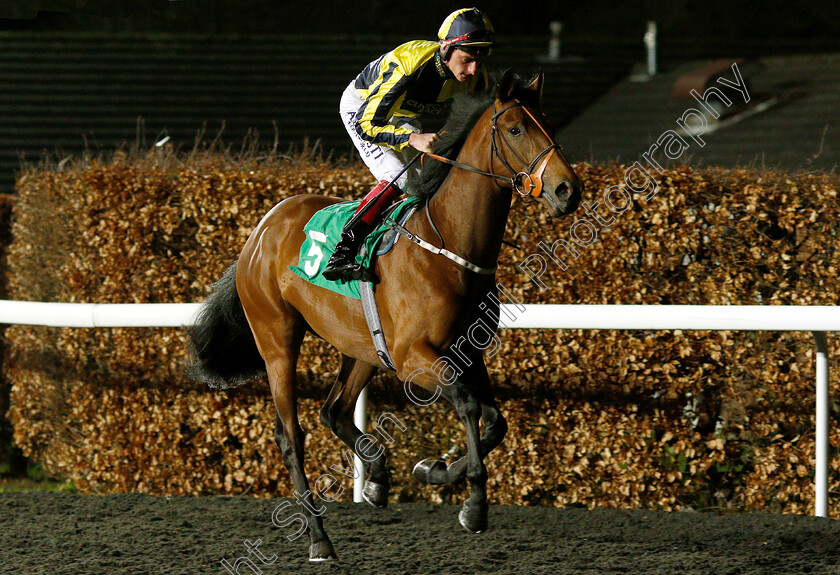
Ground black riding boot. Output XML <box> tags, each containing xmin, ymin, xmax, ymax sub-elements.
<box><xmin>322</xmin><ymin>221</ymin><xmax>373</xmax><ymax>282</ymax></box>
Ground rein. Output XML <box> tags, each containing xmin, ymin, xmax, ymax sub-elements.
<box><xmin>422</xmin><ymin>151</ymin><xmax>513</xmax><ymax>187</ymax></box>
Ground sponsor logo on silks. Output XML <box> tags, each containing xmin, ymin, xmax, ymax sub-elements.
<box><xmin>403</xmin><ymin>99</ymin><xmax>448</xmax><ymax>115</ymax></box>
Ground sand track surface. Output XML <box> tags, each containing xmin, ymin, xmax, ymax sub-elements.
<box><xmin>2</xmin><ymin>492</ymin><xmax>838</xmax><ymax>574</ymax></box>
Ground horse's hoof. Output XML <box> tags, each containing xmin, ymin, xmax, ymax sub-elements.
<box><xmin>458</xmin><ymin>502</ymin><xmax>488</xmax><ymax>534</ymax></box>
<box><xmin>309</xmin><ymin>540</ymin><xmax>338</xmax><ymax>562</ymax></box>
<box><xmin>412</xmin><ymin>458</ymin><xmax>449</xmax><ymax>484</ymax></box>
<box><xmin>362</xmin><ymin>480</ymin><xmax>389</xmax><ymax>508</ymax></box>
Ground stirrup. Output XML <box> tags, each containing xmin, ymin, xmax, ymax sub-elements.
<box><xmin>355</xmin><ymin>266</ymin><xmax>379</xmax><ymax>284</ymax></box>
<box><xmin>323</xmin><ymin>262</ymin><xmax>378</xmax><ymax>283</ymax></box>
<box><xmin>322</xmin><ymin>258</ymin><xmax>356</xmax><ymax>281</ymax></box>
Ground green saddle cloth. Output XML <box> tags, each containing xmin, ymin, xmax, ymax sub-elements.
<box><xmin>289</xmin><ymin>196</ymin><xmax>423</xmax><ymax>299</ymax></box>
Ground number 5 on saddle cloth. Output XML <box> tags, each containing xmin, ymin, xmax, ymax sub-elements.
<box><xmin>289</xmin><ymin>196</ymin><xmax>423</xmax><ymax>299</ymax></box>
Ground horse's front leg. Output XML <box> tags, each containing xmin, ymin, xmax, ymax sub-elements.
<box><xmin>443</xmin><ymin>382</ymin><xmax>490</xmax><ymax>533</ymax></box>
<box><xmin>419</xmin><ymin>402</ymin><xmax>507</xmax><ymax>485</ymax></box>
<box><xmin>401</xmin><ymin>349</ymin><xmax>495</xmax><ymax>533</ymax></box>
<box><xmin>413</xmin><ymin>359</ymin><xmax>507</xmax><ymax>487</ymax></box>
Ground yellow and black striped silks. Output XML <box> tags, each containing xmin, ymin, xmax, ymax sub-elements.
<box><xmin>351</xmin><ymin>40</ymin><xmax>488</xmax><ymax>152</ymax></box>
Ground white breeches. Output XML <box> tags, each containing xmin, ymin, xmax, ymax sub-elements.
<box><xmin>339</xmin><ymin>82</ymin><xmax>420</xmax><ymax>188</ymax></box>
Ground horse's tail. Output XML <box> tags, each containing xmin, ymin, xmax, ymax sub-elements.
<box><xmin>187</xmin><ymin>262</ymin><xmax>266</xmax><ymax>389</ymax></box>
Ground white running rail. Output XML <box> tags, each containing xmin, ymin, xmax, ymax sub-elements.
<box><xmin>0</xmin><ymin>300</ymin><xmax>834</xmax><ymax>517</ymax></box>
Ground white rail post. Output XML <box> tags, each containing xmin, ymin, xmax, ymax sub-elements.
<box><xmin>644</xmin><ymin>21</ymin><xmax>657</xmax><ymax>76</ymax></box>
<box><xmin>813</xmin><ymin>331</ymin><xmax>830</xmax><ymax>518</ymax></box>
<box><xmin>353</xmin><ymin>386</ymin><xmax>368</xmax><ymax>503</ymax></box>
<box><xmin>548</xmin><ymin>21</ymin><xmax>562</xmax><ymax>62</ymax></box>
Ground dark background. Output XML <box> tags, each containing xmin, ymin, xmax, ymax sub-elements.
<box><xmin>2</xmin><ymin>0</ymin><xmax>840</xmax><ymax>45</ymax></box>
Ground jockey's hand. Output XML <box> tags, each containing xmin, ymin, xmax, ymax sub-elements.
<box><xmin>409</xmin><ymin>132</ymin><xmax>439</xmax><ymax>154</ymax></box>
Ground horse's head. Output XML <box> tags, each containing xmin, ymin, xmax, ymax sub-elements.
<box><xmin>491</xmin><ymin>70</ymin><xmax>582</xmax><ymax>217</ymax></box>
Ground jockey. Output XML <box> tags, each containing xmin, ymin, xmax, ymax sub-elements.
<box><xmin>322</xmin><ymin>7</ymin><xmax>496</xmax><ymax>281</ymax></box>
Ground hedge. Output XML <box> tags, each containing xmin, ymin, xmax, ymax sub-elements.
<box><xmin>0</xmin><ymin>193</ymin><xmax>18</xmax><ymax>475</ymax></box>
<box><xmin>6</xmin><ymin>147</ymin><xmax>839</xmax><ymax>515</ymax></box>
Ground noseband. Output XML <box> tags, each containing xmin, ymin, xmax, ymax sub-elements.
<box><xmin>424</xmin><ymin>99</ymin><xmax>565</xmax><ymax>200</ymax></box>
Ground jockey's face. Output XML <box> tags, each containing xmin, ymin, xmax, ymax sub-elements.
<box><xmin>445</xmin><ymin>48</ymin><xmax>481</xmax><ymax>83</ymax></box>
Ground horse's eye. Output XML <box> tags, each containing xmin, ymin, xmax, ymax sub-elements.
<box><xmin>508</xmin><ymin>126</ymin><xmax>522</xmax><ymax>137</ymax></box>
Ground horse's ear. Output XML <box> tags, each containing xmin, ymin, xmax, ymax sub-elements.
<box><xmin>528</xmin><ymin>70</ymin><xmax>545</xmax><ymax>100</ymax></box>
<box><xmin>496</xmin><ymin>69</ymin><xmax>517</xmax><ymax>102</ymax></box>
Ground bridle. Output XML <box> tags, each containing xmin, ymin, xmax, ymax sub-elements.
<box><xmin>386</xmin><ymin>98</ymin><xmax>569</xmax><ymax>276</ymax></box>
<box><xmin>492</xmin><ymin>100</ymin><xmax>565</xmax><ymax>201</ymax></box>
<box><xmin>423</xmin><ymin>98</ymin><xmax>566</xmax><ymax>201</ymax></box>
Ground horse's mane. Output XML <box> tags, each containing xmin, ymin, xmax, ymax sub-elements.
<box><xmin>406</xmin><ymin>71</ymin><xmax>540</xmax><ymax>198</ymax></box>
<box><xmin>406</xmin><ymin>92</ymin><xmax>490</xmax><ymax>198</ymax></box>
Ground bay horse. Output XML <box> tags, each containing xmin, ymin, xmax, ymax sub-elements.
<box><xmin>189</xmin><ymin>69</ymin><xmax>582</xmax><ymax>562</ymax></box>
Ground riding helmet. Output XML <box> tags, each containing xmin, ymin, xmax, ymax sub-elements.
<box><xmin>438</xmin><ymin>8</ymin><xmax>495</xmax><ymax>60</ymax></box>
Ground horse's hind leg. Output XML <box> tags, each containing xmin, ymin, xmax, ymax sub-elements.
<box><xmin>257</xmin><ymin>317</ymin><xmax>337</xmax><ymax>562</ymax></box>
<box><xmin>320</xmin><ymin>355</ymin><xmax>390</xmax><ymax>507</ymax></box>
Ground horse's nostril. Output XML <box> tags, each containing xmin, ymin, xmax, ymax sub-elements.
<box><xmin>555</xmin><ymin>181</ymin><xmax>572</xmax><ymax>197</ymax></box>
